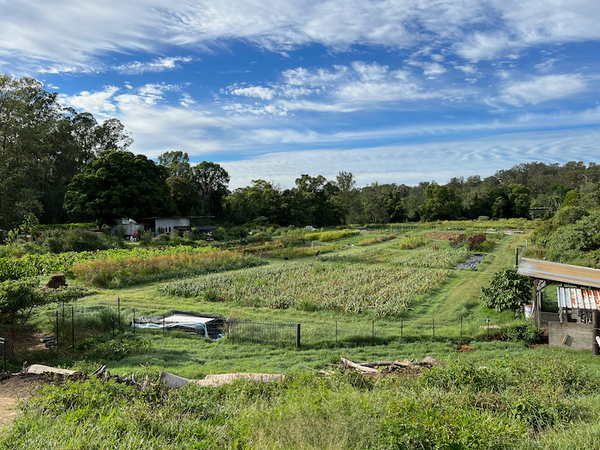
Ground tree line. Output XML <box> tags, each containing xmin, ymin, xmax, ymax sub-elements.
<box><xmin>2</xmin><ymin>74</ymin><xmax>600</xmax><ymax>231</ymax></box>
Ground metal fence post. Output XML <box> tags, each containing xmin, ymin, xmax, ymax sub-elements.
<box><xmin>133</xmin><ymin>309</ymin><xmax>136</xmax><ymax>336</ymax></box>
<box><xmin>296</xmin><ymin>323</ymin><xmax>301</xmax><ymax>348</ymax></box>
<box><xmin>0</xmin><ymin>338</ymin><xmax>6</xmax><ymax>373</ymax></box>
<box><xmin>55</xmin><ymin>311</ymin><xmax>59</xmax><ymax>351</ymax></box>
<box><xmin>71</xmin><ymin>306</ymin><xmax>75</xmax><ymax>349</ymax></box>
<box><xmin>372</xmin><ymin>319</ymin><xmax>374</xmax><ymax>345</ymax></box>
<box><xmin>486</xmin><ymin>316</ymin><xmax>490</xmax><ymax>338</ymax></box>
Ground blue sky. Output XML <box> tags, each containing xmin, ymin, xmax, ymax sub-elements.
<box><xmin>1</xmin><ymin>0</ymin><xmax>600</xmax><ymax>189</ymax></box>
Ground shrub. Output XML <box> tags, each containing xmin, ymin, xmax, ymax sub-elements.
<box><xmin>481</xmin><ymin>268</ymin><xmax>533</xmax><ymax>312</ymax></box>
<box><xmin>467</xmin><ymin>233</ymin><xmax>486</xmax><ymax>251</ymax></box>
<box><xmin>398</xmin><ymin>235</ymin><xmax>427</xmax><ymax>249</ymax></box>
<box><xmin>501</xmin><ymin>320</ymin><xmax>542</xmax><ymax>345</ymax></box>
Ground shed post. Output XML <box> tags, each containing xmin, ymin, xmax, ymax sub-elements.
<box><xmin>593</xmin><ymin>311</ymin><xmax>600</xmax><ymax>357</ymax></box>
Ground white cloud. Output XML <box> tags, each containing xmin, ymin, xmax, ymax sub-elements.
<box><xmin>455</xmin><ymin>64</ymin><xmax>478</xmax><ymax>74</ymax></box>
<box><xmin>58</xmin><ymin>86</ymin><xmax>120</xmax><ymax>118</ymax></box>
<box><xmin>113</xmin><ymin>56</ymin><xmax>194</xmax><ymax>74</ymax></box>
<box><xmin>534</xmin><ymin>58</ymin><xmax>560</xmax><ymax>72</ymax></box>
<box><xmin>499</xmin><ymin>74</ymin><xmax>587</xmax><ymax>105</ymax></box>
<box><xmin>227</xmin><ymin>85</ymin><xmax>276</xmax><ymax>100</ymax></box>
<box><xmin>2</xmin><ymin>0</ymin><xmax>600</xmax><ymax>74</ymax></box>
<box><xmin>221</xmin><ymin>127</ymin><xmax>600</xmax><ymax>189</ymax></box>
<box><xmin>281</xmin><ymin>66</ymin><xmax>348</xmax><ymax>87</ymax></box>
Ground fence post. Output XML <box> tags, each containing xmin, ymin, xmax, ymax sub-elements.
<box><xmin>118</xmin><ymin>297</ymin><xmax>121</xmax><ymax>332</ymax></box>
<box><xmin>372</xmin><ymin>319</ymin><xmax>374</xmax><ymax>345</ymax></box>
<box><xmin>112</xmin><ymin>316</ymin><xmax>115</xmax><ymax>340</ymax></box>
<box><xmin>55</xmin><ymin>311</ymin><xmax>59</xmax><ymax>351</ymax></box>
<box><xmin>0</xmin><ymin>338</ymin><xmax>5</xmax><ymax>373</ymax></box>
<box><xmin>296</xmin><ymin>323</ymin><xmax>301</xmax><ymax>348</ymax></box>
<box><xmin>486</xmin><ymin>316</ymin><xmax>490</xmax><ymax>338</ymax></box>
<box><xmin>163</xmin><ymin>315</ymin><xmax>165</xmax><ymax>335</ymax></box>
<box><xmin>71</xmin><ymin>306</ymin><xmax>75</xmax><ymax>349</ymax></box>
<box><xmin>133</xmin><ymin>309</ymin><xmax>136</xmax><ymax>336</ymax></box>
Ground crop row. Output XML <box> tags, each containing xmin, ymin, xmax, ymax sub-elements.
<box><xmin>159</xmin><ymin>262</ymin><xmax>452</xmax><ymax>316</ymax></box>
<box><xmin>391</xmin><ymin>247</ymin><xmax>470</xmax><ymax>269</ymax></box>
<box><xmin>71</xmin><ymin>251</ymin><xmax>265</xmax><ymax>288</ymax></box>
<box><xmin>0</xmin><ymin>245</ymin><xmax>218</xmax><ymax>281</ymax></box>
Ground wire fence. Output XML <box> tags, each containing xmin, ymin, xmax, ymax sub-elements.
<box><xmin>227</xmin><ymin>320</ymin><xmax>299</xmax><ymax>347</ymax></box>
<box><xmin>39</xmin><ymin>296</ymin><xmax>515</xmax><ymax>352</ymax></box>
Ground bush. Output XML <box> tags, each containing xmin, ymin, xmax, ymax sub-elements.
<box><xmin>481</xmin><ymin>268</ymin><xmax>533</xmax><ymax>312</ymax></box>
<box><xmin>501</xmin><ymin>320</ymin><xmax>542</xmax><ymax>345</ymax></box>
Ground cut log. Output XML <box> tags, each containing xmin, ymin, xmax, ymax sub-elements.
<box><xmin>340</xmin><ymin>358</ymin><xmax>379</xmax><ymax>374</ymax></box>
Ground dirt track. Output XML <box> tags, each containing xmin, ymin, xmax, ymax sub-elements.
<box><xmin>0</xmin><ymin>373</ymin><xmax>47</xmax><ymax>428</ymax></box>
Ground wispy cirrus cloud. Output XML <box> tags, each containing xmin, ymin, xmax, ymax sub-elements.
<box><xmin>498</xmin><ymin>74</ymin><xmax>587</xmax><ymax>105</ymax></box>
<box><xmin>113</xmin><ymin>56</ymin><xmax>195</xmax><ymax>74</ymax></box>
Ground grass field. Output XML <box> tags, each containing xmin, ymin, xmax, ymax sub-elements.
<box><xmin>8</xmin><ymin>223</ymin><xmax>600</xmax><ymax>449</ymax></box>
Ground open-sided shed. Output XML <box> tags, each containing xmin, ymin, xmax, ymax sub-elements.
<box><xmin>517</xmin><ymin>258</ymin><xmax>600</xmax><ymax>351</ymax></box>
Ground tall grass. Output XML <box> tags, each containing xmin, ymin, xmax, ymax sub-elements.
<box><xmin>71</xmin><ymin>252</ymin><xmax>266</xmax><ymax>288</ymax></box>
<box><xmin>304</xmin><ymin>230</ymin><xmax>360</xmax><ymax>242</ymax></box>
<box><xmin>5</xmin><ymin>356</ymin><xmax>600</xmax><ymax>449</ymax></box>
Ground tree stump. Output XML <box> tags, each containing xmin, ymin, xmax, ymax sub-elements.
<box><xmin>46</xmin><ymin>274</ymin><xmax>67</xmax><ymax>289</ymax></box>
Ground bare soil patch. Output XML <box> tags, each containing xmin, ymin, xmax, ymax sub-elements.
<box><xmin>0</xmin><ymin>373</ymin><xmax>48</xmax><ymax>428</ymax></box>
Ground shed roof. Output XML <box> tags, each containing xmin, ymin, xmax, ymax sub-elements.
<box><xmin>557</xmin><ymin>287</ymin><xmax>600</xmax><ymax>310</ymax></box>
<box><xmin>518</xmin><ymin>258</ymin><xmax>600</xmax><ymax>289</ymax></box>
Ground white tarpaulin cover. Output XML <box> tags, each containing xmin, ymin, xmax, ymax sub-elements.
<box><xmin>131</xmin><ymin>313</ymin><xmax>217</xmax><ymax>338</ymax></box>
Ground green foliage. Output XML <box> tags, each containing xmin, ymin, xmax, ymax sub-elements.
<box><xmin>481</xmin><ymin>268</ymin><xmax>533</xmax><ymax>312</ymax></box>
<box><xmin>501</xmin><ymin>320</ymin><xmax>542</xmax><ymax>345</ymax></box>
<box><xmin>421</xmin><ymin>184</ymin><xmax>463</xmax><ymax>221</ymax></box>
<box><xmin>303</xmin><ymin>230</ymin><xmax>359</xmax><ymax>241</ymax></box>
<box><xmin>555</xmin><ymin>205</ymin><xmax>587</xmax><ymax>226</ymax></box>
<box><xmin>0</xmin><ymin>245</ymin><xmax>220</xmax><ymax>282</ymax></box>
<box><xmin>5</xmin><ymin>357</ymin><xmax>600</xmax><ymax>449</ymax></box>
<box><xmin>398</xmin><ymin>234</ymin><xmax>427</xmax><ymax>249</ymax></box>
<box><xmin>64</xmin><ymin>150</ymin><xmax>177</xmax><ymax>224</ymax></box>
<box><xmin>159</xmin><ymin>262</ymin><xmax>452</xmax><ymax>316</ymax></box>
<box><xmin>71</xmin><ymin>251</ymin><xmax>266</xmax><ymax>288</ymax></box>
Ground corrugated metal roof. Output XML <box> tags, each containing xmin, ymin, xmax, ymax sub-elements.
<box><xmin>518</xmin><ymin>258</ymin><xmax>600</xmax><ymax>289</ymax></box>
<box><xmin>557</xmin><ymin>287</ymin><xmax>600</xmax><ymax>310</ymax></box>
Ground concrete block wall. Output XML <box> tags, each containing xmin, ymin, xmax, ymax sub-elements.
<box><xmin>549</xmin><ymin>322</ymin><xmax>593</xmax><ymax>350</ymax></box>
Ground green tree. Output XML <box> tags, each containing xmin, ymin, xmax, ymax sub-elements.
<box><xmin>335</xmin><ymin>171</ymin><xmax>361</xmax><ymax>224</ymax></box>
<box><xmin>158</xmin><ymin>151</ymin><xmax>191</xmax><ymax>179</ymax></box>
<box><xmin>190</xmin><ymin>162</ymin><xmax>230</xmax><ymax>217</ymax></box>
<box><xmin>481</xmin><ymin>268</ymin><xmax>533</xmax><ymax>312</ymax></box>
<box><xmin>167</xmin><ymin>176</ymin><xmax>201</xmax><ymax>216</ymax></box>
<box><xmin>421</xmin><ymin>184</ymin><xmax>462</xmax><ymax>221</ymax></box>
<box><xmin>64</xmin><ymin>150</ymin><xmax>177</xmax><ymax>224</ymax></box>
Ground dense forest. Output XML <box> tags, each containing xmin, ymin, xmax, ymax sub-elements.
<box><xmin>2</xmin><ymin>74</ymin><xmax>600</xmax><ymax>234</ymax></box>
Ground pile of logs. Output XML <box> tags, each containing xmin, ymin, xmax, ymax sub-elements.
<box><xmin>328</xmin><ymin>356</ymin><xmax>443</xmax><ymax>376</ymax></box>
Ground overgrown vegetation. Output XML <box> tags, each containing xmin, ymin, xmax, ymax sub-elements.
<box><xmin>71</xmin><ymin>252</ymin><xmax>266</xmax><ymax>288</ymax></box>
<box><xmin>4</xmin><ymin>356</ymin><xmax>600</xmax><ymax>449</ymax></box>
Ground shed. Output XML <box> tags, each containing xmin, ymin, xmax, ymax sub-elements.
<box><xmin>517</xmin><ymin>258</ymin><xmax>600</xmax><ymax>351</ymax></box>
<box><xmin>111</xmin><ymin>218</ymin><xmax>144</xmax><ymax>240</ymax></box>
<box><xmin>140</xmin><ymin>216</ymin><xmax>216</xmax><ymax>237</ymax></box>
